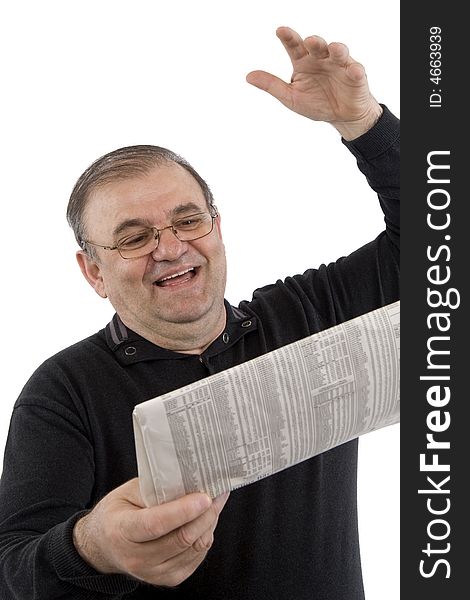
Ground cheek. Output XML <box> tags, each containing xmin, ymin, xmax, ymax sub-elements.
<box><xmin>206</xmin><ymin>238</ymin><xmax>226</xmax><ymax>272</ymax></box>
<box><xmin>101</xmin><ymin>261</ymin><xmax>146</xmax><ymax>296</ymax></box>
<box><xmin>191</xmin><ymin>232</ymin><xmax>225</xmax><ymax>263</ymax></box>
<box><xmin>210</xmin><ymin>242</ymin><xmax>227</xmax><ymax>284</ymax></box>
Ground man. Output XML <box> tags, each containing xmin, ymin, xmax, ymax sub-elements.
<box><xmin>0</xmin><ymin>27</ymin><xmax>399</xmax><ymax>599</ymax></box>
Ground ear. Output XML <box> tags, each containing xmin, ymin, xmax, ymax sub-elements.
<box><xmin>76</xmin><ymin>251</ymin><xmax>108</xmax><ymax>298</ymax></box>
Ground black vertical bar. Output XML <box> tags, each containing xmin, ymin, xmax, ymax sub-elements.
<box><xmin>401</xmin><ymin>2</ymin><xmax>467</xmax><ymax>597</ymax></box>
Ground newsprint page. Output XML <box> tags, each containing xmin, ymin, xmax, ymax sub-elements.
<box><xmin>133</xmin><ymin>301</ymin><xmax>400</xmax><ymax>506</ymax></box>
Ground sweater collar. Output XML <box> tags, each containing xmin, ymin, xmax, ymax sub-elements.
<box><xmin>104</xmin><ymin>300</ymin><xmax>257</xmax><ymax>365</ymax></box>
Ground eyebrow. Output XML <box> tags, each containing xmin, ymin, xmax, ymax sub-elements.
<box><xmin>112</xmin><ymin>202</ymin><xmax>205</xmax><ymax>238</ymax></box>
<box><xmin>171</xmin><ymin>202</ymin><xmax>203</xmax><ymax>216</ymax></box>
<box><xmin>112</xmin><ymin>218</ymin><xmax>151</xmax><ymax>238</ymax></box>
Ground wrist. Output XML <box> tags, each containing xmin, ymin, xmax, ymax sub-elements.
<box><xmin>333</xmin><ymin>101</ymin><xmax>383</xmax><ymax>141</ymax></box>
<box><xmin>73</xmin><ymin>512</ymin><xmax>114</xmax><ymax>574</ymax></box>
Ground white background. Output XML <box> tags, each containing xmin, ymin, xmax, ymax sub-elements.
<box><xmin>1</xmin><ymin>1</ymin><xmax>400</xmax><ymax>597</ymax></box>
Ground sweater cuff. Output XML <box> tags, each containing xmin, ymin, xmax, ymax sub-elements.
<box><xmin>49</xmin><ymin>511</ymin><xmax>139</xmax><ymax>595</ymax></box>
<box><xmin>342</xmin><ymin>104</ymin><xmax>400</xmax><ymax>161</ymax></box>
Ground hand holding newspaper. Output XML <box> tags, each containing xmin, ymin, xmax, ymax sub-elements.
<box><xmin>133</xmin><ymin>301</ymin><xmax>400</xmax><ymax>506</ymax></box>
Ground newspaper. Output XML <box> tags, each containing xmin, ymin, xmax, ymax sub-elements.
<box><xmin>133</xmin><ymin>301</ymin><xmax>400</xmax><ymax>506</ymax></box>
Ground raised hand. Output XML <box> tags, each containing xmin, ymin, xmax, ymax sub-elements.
<box><xmin>73</xmin><ymin>478</ymin><xmax>229</xmax><ymax>587</ymax></box>
<box><xmin>246</xmin><ymin>26</ymin><xmax>383</xmax><ymax>140</ymax></box>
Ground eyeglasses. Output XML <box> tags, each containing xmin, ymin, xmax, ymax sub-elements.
<box><xmin>81</xmin><ymin>205</ymin><xmax>218</xmax><ymax>259</ymax></box>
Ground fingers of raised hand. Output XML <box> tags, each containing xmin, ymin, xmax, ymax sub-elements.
<box><xmin>326</xmin><ymin>42</ymin><xmax>365</xmax><ymax>84</ymax></box>
<box><xmin>303</xmin><ymin>35</ymin><xmax>330</xmax><ymax>59</ymax></box>
<box><xmin>327</xmin><ymin>42</ymin><xmax>350</xmax><ymax>65</ymax></box>
<box><xmin>276</xmin><ymin>26</ymin><xmax>309</xmax><ymax>63</ymax></box>
<box><xmin>303</xmin><ymin>37</ymin><xmax>354</xmax><ymax>69</ymax></box>
<box><xmin>275</xmin><ymin>26</ymin><xmax>359</xmax><ymax>71</ymax></box>
<box><xmin>346</xmin><ymin>61</ymin><xmax>366</xmax><ymax>83</ymax></box>
<box><xmin>301</xmin><ymin>37</ymin><xmax>365</xmax><ymax>86</ymax></box>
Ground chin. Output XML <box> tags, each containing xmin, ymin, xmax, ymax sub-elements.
<box><xmin>157</xmin><ymin>298</ymin><xmax>216</xmax><ymax>325</ymax></box>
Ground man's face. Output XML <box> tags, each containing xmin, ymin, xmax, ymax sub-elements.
<box><xmin>79</xmin><ymin>163</ymin><xmax>227</xmax><ymax>345</ymax></box>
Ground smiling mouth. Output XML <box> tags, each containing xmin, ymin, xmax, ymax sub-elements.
<box><xmin>154</xmin><ymin>267</ymin><xmax>197</xmax><ymax>287</ymax></box>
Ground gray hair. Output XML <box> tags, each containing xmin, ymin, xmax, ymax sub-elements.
<box><xmin>66</xmin><ymin>144</ymin><xmax>215</xmax><ymax>257</ymax></box>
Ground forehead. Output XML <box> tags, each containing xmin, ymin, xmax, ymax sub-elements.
<box><xmin>84</xmin><ymin>163</ymin><xmax>206</xmax><ymax>235</ymax></box>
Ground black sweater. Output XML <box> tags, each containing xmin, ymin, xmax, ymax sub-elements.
<box><xmin>0</xmin><ymin>107</ymin><xmax>399</xmax><ymax>600</ymax></box>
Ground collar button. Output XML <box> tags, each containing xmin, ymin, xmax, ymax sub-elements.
<box><xmin>222</xmin><ymin>332</ymin><xmax>230</xmax><ymax>344</ymax></box>
<box><xmin>124</xmin><ymin>346</ymin><xmax>137</xmax><ymax>356</ymax></box>
<box><xmin>241</xmin><ymin>320</ymin><xmax>252</xmax><ymax>328</ymax></box>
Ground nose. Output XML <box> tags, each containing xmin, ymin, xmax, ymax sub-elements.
<box><xmin>150</xmin><ymin>227</ymin><xmax>188</xmax><ymax>261</ymax></box>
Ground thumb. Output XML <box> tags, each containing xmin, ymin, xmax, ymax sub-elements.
<box><xmin>246</xmin><ymin>70</ymin><xmax>291</xmax><ymax>105</ymax></box>
<box><xmin>121</xmin><ymin>492</ymin><xmax>213</xmax><ymax>543</ymax></box>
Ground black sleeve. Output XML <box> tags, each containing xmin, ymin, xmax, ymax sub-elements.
<box><xmin>342</xmin><ymin>104</ymin><xmax>400</xmax><ymax>251</ymax></box>
<box><xmin>323</xmin><ymin>103</ymin><xmax>400</xmax><ymax>321</ymax></box>
<box><xmin>244</xmin><ymin>105</ymin><xmax>400</xmax><ymax>338</ymax></box>
<box><xmin>0</xmin><ymin>363</ymin><xmax>138</xmax><ymax>599</ymax></box>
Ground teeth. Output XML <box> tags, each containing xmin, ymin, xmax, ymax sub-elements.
<box><xmin>159</xmin><ymin>268</ymin><xmax>194</xmax><ymax>282</ymax></box>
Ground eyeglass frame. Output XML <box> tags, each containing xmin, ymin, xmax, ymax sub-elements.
<box><xmin>80</xmin><ymin>204</ymin><xmax>219</xmax><ymax>259</ymax></box>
